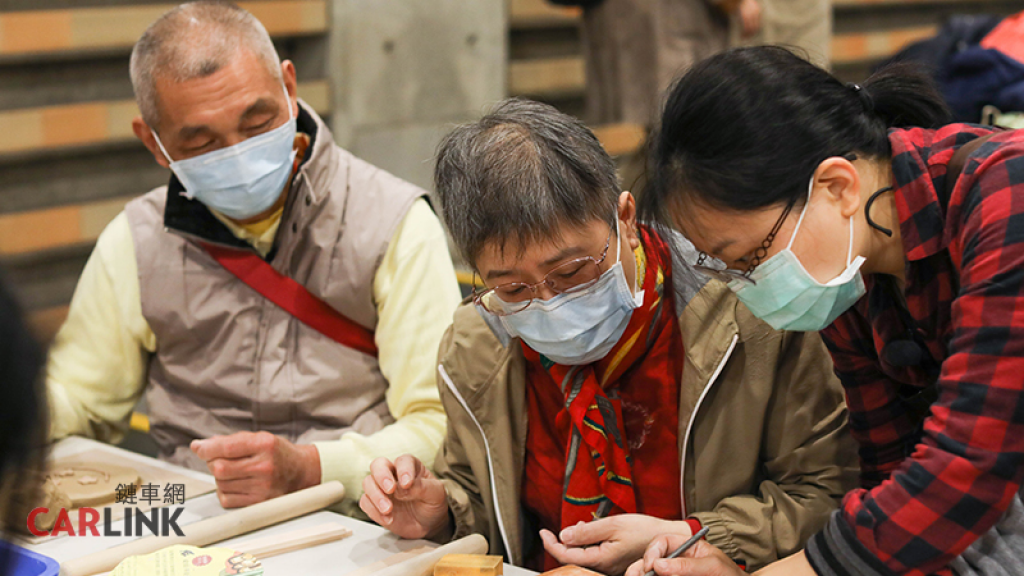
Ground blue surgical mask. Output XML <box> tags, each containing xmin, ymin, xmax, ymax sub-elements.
<box><xmin>728</xmin><ymin>177</ymin><xmax>866</xmax><ymax>332</ymax></box>
<box><xmin>153</xmin><ymin>85</ymin><xmax>298</xmax><ymax>220</ymax></box>
<box><xmin>490</xmin><ymin>218</ymin><xmax>644</xmax><ymax>366</ymax></box>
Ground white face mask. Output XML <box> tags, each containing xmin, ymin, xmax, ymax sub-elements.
<box><xmin>489</xmin><ymin>217</ymin><xmax>644</xmax><ymax>365</ymax></box>
<box><xmin>152</xmin><ymin>84</ymin><xmax>298</xmax><ymax>220</ymax></box>
<box><xmin>728</xmin><ymin>176</ymin><xmax>867</xmax><ymax>331</ymax></box>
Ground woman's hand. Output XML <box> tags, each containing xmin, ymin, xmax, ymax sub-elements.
<box><xmin>359</xmin><ymin>455</ymin><xmax>451</xmax><ymax>540</ymax></box>
<box><xmin>624</xmin><ymin>534</ymin><xmax>745</xmax><ymax>576</ymax></box>
<box><xmin>540</xmin><ymin>514</ymin><xmax>692</xmax><ymax>576</ymax></box>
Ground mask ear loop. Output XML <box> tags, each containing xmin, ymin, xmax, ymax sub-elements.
<box><xmin>282</xmin><ymin>81</ymin><xmax>295</xmax><ymax>122</ymax></box>
<box><xmin>614</xmin><ymin>214</ymin><xmax>636</xmax><ymax>295</ymax></box>
<box><xmin>845</xmin><ymin>211</ymin><xmax>856</xmax><ymax>266</ymax></box>
<box><xmin>150</xmin><ymin>127</ymin><xmax>189</xmax><ymax>197</ymax></box>
<box><xmin>613</xmin><ymin>211</ymin><xmax>644</xmax><ymax>298</ymax></box>
<box><xmin>785</xmin><ymin>176</ymin><xmax>816</xmax><ymax>251</ymax></box>
<box><xmin>790</xmin><ymin>174</ymin><xmax>860</xmax><ymax>268</ymax></box>
<box><xmin>152</xmin><ymin>130</ymin><xmax>175</xmax><ymax>165</ymax></box>
<box><xmin>614</xmin><ymin>215</ymin><xmax>622</xmax><ymax>264</ymax></box>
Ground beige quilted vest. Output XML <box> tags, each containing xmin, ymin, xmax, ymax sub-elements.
<box><xmin>124</xmin><ymin>104</ymin><xmax>424</xmax><ymax>471</ymax></box>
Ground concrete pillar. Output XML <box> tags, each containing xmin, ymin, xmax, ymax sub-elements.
<box><xmin>327</xmin><ymin>0</ymin><xmax>507</xmax><ymax>192</ymax></box>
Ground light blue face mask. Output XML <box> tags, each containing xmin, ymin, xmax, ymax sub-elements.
<box><xmin>485</xmin><ymin>218</ymin><xmax>644</xmax><ymax>366</ymax></box>
<box><xmin>728</xmin><ymin>177</ymin><xmax>867</xmax><ymax>332</ymax></box>
<box><xmin>153</xmin><ymin>85</ymin><xmax>298</xmax><ymax>221</ymax></box>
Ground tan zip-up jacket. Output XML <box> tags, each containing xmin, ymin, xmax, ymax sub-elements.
<box><xmin>434</xmin><ymin>274</ymin><xmax>858</xmax><ymax>571</ymax></box>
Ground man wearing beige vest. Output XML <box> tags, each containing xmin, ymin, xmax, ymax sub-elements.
<box><xmin>44</xmin><ymin>1</ymin><xmax>460</xmax><ymax>510</ymax></box>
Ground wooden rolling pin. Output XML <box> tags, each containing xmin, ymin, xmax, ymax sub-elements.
<box><xmin>232</xmin><ymin>522</ymin><xmax>353</xmax><ymax>559</ymax></box>
<box><xmin>340</xmin><ymin>546</ymin><xmax>433</xmax><ymax>576</ymax></box>
<box><xmin>60</xmin><ymin>481</ymin><xmax>346</xmax><ymax>576</ymax></box>
<box><xmin>367</xmin><ymin>534</ymin><xmax>489</xmax><ymax>576</ymax></box>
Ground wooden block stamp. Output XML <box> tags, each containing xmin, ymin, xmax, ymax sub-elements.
<box><xmin>433</xmin><ymin>553</ymin><xmax>504</xmax><ymax>576</ymax></box>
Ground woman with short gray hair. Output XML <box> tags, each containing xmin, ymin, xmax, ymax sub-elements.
<box><xmin>360</xmin><ymin>98</ymin><xmax>858</xmax><ymax>574</ymax></box>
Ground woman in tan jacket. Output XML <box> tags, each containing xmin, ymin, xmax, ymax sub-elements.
<box><xmin>360</xmin><ymin>98</ymin><xmax>857</xmax><ymax>575</ymax></box>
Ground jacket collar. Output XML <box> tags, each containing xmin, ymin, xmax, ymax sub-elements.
<box><xmin>889</xmin><ymin>126</ymin><xmax>989</xmax><ymax>262</ymax></box>
<box><xmin>162</xmin><ymin>101</ymin><xmax>322</xmax><ymax>254</ymax></box>
<box><xmin>678</xmin><ymin>279</ymin><xmax>741</xmax><ymax>381</ymax></box>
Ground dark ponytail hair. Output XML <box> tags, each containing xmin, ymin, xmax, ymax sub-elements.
<box><xmin>640</xmin><ymin>46</ymin><xmax>951</xmax><ymax>227</ymax></box>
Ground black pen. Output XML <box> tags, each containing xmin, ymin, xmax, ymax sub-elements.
<box><xmin>644</xmin><ymin>526</ymin><xmax>711</xmax><ymax>576</ymax></box>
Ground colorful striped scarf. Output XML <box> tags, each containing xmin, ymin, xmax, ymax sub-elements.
<box><xmin>522</xmin><ymin>225</ymin><xmax>684</xmax><ymax>533</ymax></box>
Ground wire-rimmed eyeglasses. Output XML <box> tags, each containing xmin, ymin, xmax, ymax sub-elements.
<box><xmin>473</xmin><ymin>230</ymin><xmax>613</xmax><ymax>316</ymax></box>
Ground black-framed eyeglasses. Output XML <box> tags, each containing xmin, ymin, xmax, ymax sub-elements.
<box><xmin>692</xmin><ymin>154</ymin><xmax>857</xmax><ymax>286</ymax></box>
<box><xmin>693</xmin><ymin>197</ymin><xmax>799</xmax><ymax>286</ymax></box>
<box><xmin>473</xmin><ymin>229</ymin><xmax>614</xmax><ymax>316</ymax></box>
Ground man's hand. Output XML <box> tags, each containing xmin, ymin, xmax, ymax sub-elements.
<box><xmin>359</xmin><ymin>455</ymin><xmax>450</xmax><ymax>540</ymax></box>
<box><xmin>716</xmin><ymin>0</ymin><xmax>761</xmax><ymax>37</ymax></box>
<box><xmin>540</xmin><ymin>515</ymin><xmax>692</xmax><ymax>576</ymax></box>
<box><xmin>191</xmin><ymin>431</ymin><xmax>320</xmax><ymax>508</ymax></box>
<box><xmin>738</xmin><ymin>0</ymin><xmax>762</xmax><ymax>38</ymax></box>
<box><xmin>625</xmin><ymin>534</ymin><xmax>744</xmax><ymax>576</ymax></box>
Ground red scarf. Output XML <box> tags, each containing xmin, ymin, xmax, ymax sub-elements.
<box><xmin>522</xmin><ymin>226</ymin><xmax>684</xmax><ymax>570</ymax></box>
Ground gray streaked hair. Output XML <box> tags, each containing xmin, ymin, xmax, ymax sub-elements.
<box><xmin>129</xmin><ymin>1</ymin><xmax>282</xmax><ymax>129</ymax></box>
<box><xmin>435</xmin><ymin>98</ymin><xmax>621</xmax><ymax>266</ymax></box>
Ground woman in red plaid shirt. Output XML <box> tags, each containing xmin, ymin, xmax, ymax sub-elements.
<box><xmin>626</xmin><ymin>46</ymin><xmax>1024</xmax><ymax>576</ymax></box>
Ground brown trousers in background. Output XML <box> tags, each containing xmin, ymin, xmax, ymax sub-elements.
<box><xmin>582</xmin><ymin>0</ymin><xmax>730</xmax><ymax>126</ymax></box>
<box><xmin>734</xmin><ymin>0</ymin><xmax>831</xmax><ymax>68</ymax></box>
<box><xmin>581</xmin><ymin>0</ymin><xmax>831</xmax><ymax>190</ymax></box>
<box><xmin>583</xmin><ymin>0</ymin><xmax>831</xmax><ymax>126</ymax></box>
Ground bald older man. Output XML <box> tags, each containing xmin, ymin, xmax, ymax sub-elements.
<box><xmin>45</xmin><ymin>1</ymin><xmax>460</xmax><ymax>510</ymax></box>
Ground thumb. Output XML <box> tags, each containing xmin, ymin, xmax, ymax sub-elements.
<box><xmin>653</xmin><ymin>556</ymin><xmax>735</xmax><ymax>576</ymax></box>
<box><xmin>561</xmin><ymin>518</ymin><xmax>615</xmax><ymax>545</ymax></box>
<box><xmin>191</xmin><ymin>436</ymin><xmax>225</xmax><ymax>462</ymax></box>
<box><xmin>653</xmin><ymin>557</ymin><xmax>695</xmax><ymax>575</ymax></box>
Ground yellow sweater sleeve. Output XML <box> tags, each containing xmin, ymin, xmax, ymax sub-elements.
<box><xmin>314</xmin><ymin>198</ymin><xmax>459</xmax><ymax>500</ymax></box>
<box><xmin>46</xmin><ymin>212</ymin><xmax>156</xmax><ymax>443</ymax></box>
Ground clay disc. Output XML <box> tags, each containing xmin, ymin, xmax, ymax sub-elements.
<box><xmin>32</xmin><ymin>481</ymin><xmax>73</xmax><ymax>530</ymax></box>
<box><xmin>47</xmin><ymin>464</ymin><xmax>140</xmax><ymax>508</ymax></box>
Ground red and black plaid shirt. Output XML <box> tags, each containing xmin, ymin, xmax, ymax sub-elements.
<box><xmin>815</xmin><ymin>124</ymin><xmax>1024</xmax><ymax>576</ymax></box>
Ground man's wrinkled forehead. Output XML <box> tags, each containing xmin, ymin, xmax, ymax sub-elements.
<box><xmin>151</xmin><ymin>49</ymin><xmax>282</xmax><ymax>133</ymax></box>
<box><xmin>175</xmin><ymin>97</ymin><xmax>284</xmax><ymax>141</ymax></box>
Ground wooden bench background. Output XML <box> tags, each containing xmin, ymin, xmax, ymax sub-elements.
<box><xmin>4</xmin><ymin>0</ymin><xmax>1024</xmax><ymax>345</ymax></box>
<box><xmin>507</xmin><ymin>0</ymin><xmax>1024</xmax><ymax>160</ymax></box>
<box><xmin>0</xmin><ymin>1</ymin><xmax>332</xmax><ymax>345</ymax></box>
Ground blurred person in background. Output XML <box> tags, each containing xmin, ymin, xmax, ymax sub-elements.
<box><xmin>0</xmin><ymin>271</ymin><xmax>46</xmax><ymax>571</ymax></box>
<box><xmin>579</xmin><ymin>0</ymin><xmax>763</xmax><ymax>127</ymax></box>
<box><xmin>573</xmin><ymin>0</ymin><xmax>759</xmax><ymax>193</ymax></box>
<box><xmin>732</xmin><ymin>0</ymin><xmax>831</xmax><ymax>68</ymax></box>
<box><xmin>571</xmin><ymin>0</ymin><xmax>829</xmax><ymax>192</ymax></box>
<box><xmin>44</xmin><ymin>1</ymin><xmax>459</xmax><ymax>512</ymax></box>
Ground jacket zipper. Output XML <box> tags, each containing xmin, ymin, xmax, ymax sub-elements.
<box><xmin>438</xmin><ymin>364</ymin><xmax>515</xmax><ymax>563</ymax></box>
<box><xmin>679</xmin><ymin>334</ymin><xmax>739</xmax><ymax>516</ymax></box>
